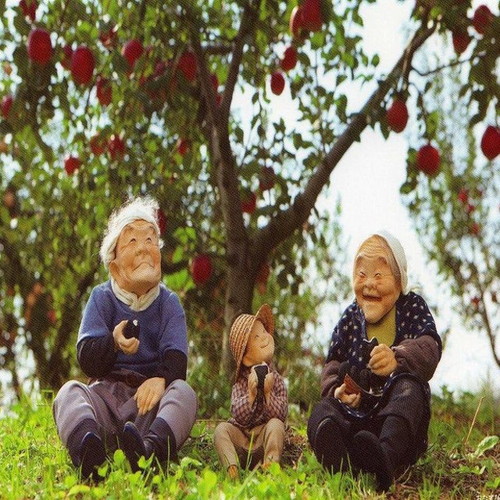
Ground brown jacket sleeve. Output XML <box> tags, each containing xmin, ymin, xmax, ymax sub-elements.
<box><xmin>320</xmin><ymin>358</ymin><xmax>342</xmax><ymax>398</ymax></box>
<box><xmin>393</xmin><ymin>335</ymin><xmax>441</xmax><ymax>382</ymax></box>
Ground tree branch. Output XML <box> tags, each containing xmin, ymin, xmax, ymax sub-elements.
<box><xmin>253</xmin><ymin>23</ymin><xmax>437</xmax><ymax>260</ymax></box>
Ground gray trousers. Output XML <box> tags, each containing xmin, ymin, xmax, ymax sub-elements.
<box><xmin>53</xmin><ymin>377</ymin><xmax>197</xmax><ymax>453</ymax></box>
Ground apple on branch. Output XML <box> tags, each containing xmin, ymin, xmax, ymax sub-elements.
<box><xmin>27</xmin><ymin>28</ymin><xmax>53</xmax><ymax>66</ymax></box>
<box><xmin>416</xmin><ymin>144</ymin><xmax>440</xmax><ymax>176</ymax></box>
<box><xmin>191</xmin><ymin>254</ymin><xmax>213</xmax><ymax>286</ymax></box>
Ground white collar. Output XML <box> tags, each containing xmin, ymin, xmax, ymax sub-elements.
<box><xmin>111</xmin><ymin>279</ymin><xmax>160</xmax><ymax>312</ymax></box>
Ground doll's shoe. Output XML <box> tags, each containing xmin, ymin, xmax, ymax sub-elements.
<box><xmin>122</xmin><ymin>422</ymin><xmax>152</xmax><ymax>472</ymax></box>
<box><xmin>313</xmin><ymin>418</ymin><xmax>348</xmax><ymax>473</ymax></box>
<box><xmin>352</xmin><ymin>430</ymin><xmax>393</xmax><ymax>491</ymax></box>
<box><xmin>79</xmin><ymin>432</ymin><xmax>106</xmax><ymax>480</ymax></box>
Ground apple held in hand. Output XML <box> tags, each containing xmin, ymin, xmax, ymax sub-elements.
<box><xmin>28</xmin><ymin>28</ymin><xmax>53</xmax><ymax>66</ymax></box>
<box><xmin>386</xmin><ymin>98</ymin><xmax>409</xmax><ymax>133</ymax></box>
<box><xmin>191</xmin><ymin>254</ymin><xmax>213</xmax><ymax>286</ymax></box>
<box><xmin>71</xmin><ymin>46</ymin><xmax>95</xmax><ymax>85</ymax></box>
<box><xmin>416</xmin><ymin>144</ymin><xmax>440</xmax><ymax>176</ymax></box>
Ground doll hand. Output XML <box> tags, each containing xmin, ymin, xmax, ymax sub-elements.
<box><xmin>113</xmin><ymin>320</ymin><xmax>140</xmax><ymax>355</ymax></box>
<box><xmin>248</xmin><ymin>368</ymin><xmax>258</xmax><ymax>404</ymax></box>
<box><xmin>135</xmin><ymin>377</ymin><xmax>166</xmax><ymax>416</ymax></box>
<box><xmin>334</xmin><ymin>384</ymin><xmax>361</xmax><ymax>408</ymax></box>
<box><xmin>263</xmin><ymin>371</ymin><xmax>274</xmax><ymax>404</ymax></box>
<box><xmin>368</xmin><ymin>344</ymin><xmax>397</xmax><ymax>377</ymax></box>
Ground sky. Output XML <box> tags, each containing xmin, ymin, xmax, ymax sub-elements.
<box><xmin>265</xmin><ymin>0</ymin><xmax>499</xmax><ymax>395</ymax></box>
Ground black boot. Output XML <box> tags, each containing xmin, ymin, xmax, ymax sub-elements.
<box><xmin>67</xmin><ymin>419</ymin><xmax>106</xmax><ymax>480</ymax></box>
<box><xmin>122</xmin><ymin>419</ymin><xmax>177</xmax><ymax>472</ymax></box>
<box><xmin>353</xmin><ymin>416</ymin><xmax>411</xmax><ymax>491</ymax></box>
<box><xmin>312</xmin><ymin>417</ymin><xmax>349</xmax><ymax>473</ymax></box>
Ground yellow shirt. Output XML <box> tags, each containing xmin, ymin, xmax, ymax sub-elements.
<box><xmin>366</xmin><ymin>306</ymin><xmax>396</xmax><ymax>347</ymax></box>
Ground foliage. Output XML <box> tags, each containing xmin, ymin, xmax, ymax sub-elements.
<box><xmin>0</xmin><ymin>0</ymin><xmax>498</xmax><ymax>401</ymax></box>
<box><xmin>400</xmin><ymin>63</ymin><xmax>499</xmax><ymax>367</ymax></box>
<box><xmin>0</xmin><ymin>388</ymin><xmax>498</xmax><ymax>499</ymax></box>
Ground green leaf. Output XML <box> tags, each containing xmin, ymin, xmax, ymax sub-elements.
<box><xmin>473</xmin><ymin>435</ymin><xmax>499</xmax><ymax>458</ymax></box>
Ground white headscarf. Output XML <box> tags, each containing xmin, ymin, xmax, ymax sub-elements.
<box><xmin>374</xmin><ymin>230</ymin><xmax>408</xmax><ymax>294</ymax></box>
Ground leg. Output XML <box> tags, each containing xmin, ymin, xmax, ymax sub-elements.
<box><xmin>260</xmin><ymin>418</ymin><xmax>285</xmax><ymax>465</ymax></box>
<box><xmin>353</xmin><ymin>377</ymin><xmax>427</xmax><ymax>491</ymax></box>
<box><xmin>307</xmin><ymin>397</ymin><xmax>352</xmax><ymax>473</ymax></box>
<box><xmin>122</xmin><ymin>379</ymin><xmax>197</xmax><ymax>471</ymax></box>
<box><xmin>214</xmin><ymin>421</ymin><xmax>250</xmax><ymax>477</ymax></box>
<box><xmin>52</xmin><ymin>381</ymin><xmax>106</xmax><ymax>479</ymax></box>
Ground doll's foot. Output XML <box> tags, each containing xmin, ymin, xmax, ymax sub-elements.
<box><xmin>227</xmin><ymin>464</ymin><xmax>239</xmax><ymax>480</ymax></box>
<box><xmin>122</xmin><ymin>422</ymin><xmax>153</xmax><ymax>472</ymax></box>
<box><xmin>352</xmin><ymin>430</ymin><xmax>393</xmax><ymax>492</ymax></box>
<box><xmin>79</xmin><ymin>432</ymin><xmax>107</xmax><ymax>480</ymax></box>
<box><xmin>313</xmin><ymin>418</ymin><xmax>348</xmax><ymax>473</ymax></box>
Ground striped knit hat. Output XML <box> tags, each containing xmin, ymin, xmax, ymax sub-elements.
<box><xmin>229</xmin><ymin>304</ymin><xmax>274</xmax><ymax>380</ymax></box>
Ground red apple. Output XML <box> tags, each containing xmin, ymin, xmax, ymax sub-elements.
<box><xmin>259</xmin><ymin>166</ymin><xmax>276</xmax><ymax>191</ymax></box>
<box><xmin>89</xmin><ymin>133</ymin><xmax>106</xmax><ymax>156</ymax></box>
<box><xmin>176</xmin><ymin>138</ymin><xmax>191</xmax><ymax>156</ymax></box>
<box><xmin>480</xmin><ymin>125</ymin><xmax>500</xmax><ymax>160</ymax></box>
<box><xmin>416</xmin><ymin>144</ymin><xmax>440</xmax><ymax>176</ymax></box>
<box><xmin>177</xmin><ymin>51</ymin><xmax>197</xmax><ymax>82</ymax></box>
<box><xmin>290</xmin><ymin>5</ymin><xmax>306</xmax><ymax>39</ymax></box>
<box><xmin>302</xmin><ymin>0</ymin><xmax>323</xmax><ymax>32</ymax></box>
<box><xmin>241</xmin><ymin>191</ymin><xmax>257</xmax><ymax>214</ymax></box>
<box><xmin>64</xmin><ymin>156</ymin><xmax>81</xmax><ymax>175</ymax></box>
<box><xmin>270</xmin><ymin>72</ymin><xmax>285</xmax><ymax>96</ymax></box>
<box><xmin>27</xmin><ymin>28</ymin><xmax>53</xmax><ymax>66</ymax></box>
<box><xmin>20</xmin><ymin>0</ymin><xmax>37</xmax><ymax>21</ymax></box>
<box><xmin>60</xmin><ymin>44</ymin><xmax>73</xmax><ymax>70</ymax></box>
<box><xmin>122</xmin><ymin>39</ymin><xmax>144</xmax><ymax>70</ymax></box>
<box><xmin>386</xmin><ymin>98</ymin><xmax>409</xmax><ymax>133</ymax></box>
<box><xmin>71</xmin><ymin>46</ymin><xmax>95</xmax><ymax>86</ymax></box>
<box><xmin>1</xmin><ymin>95</ymin><xmax>13</xmax><ymax>119</ymax></box>
<box><xmin>452</xmin><ymin>30</ymin><xmax>470</xmax><ymax>55</ymax></box>
<box><xmin>156</xmin><ymin>208</ymin><xmax>167</xmax><ymax>234</ymax></box>
<box><xmin>465</xmin><ymin>203</ymin><xmax>475</xmax><ymax>214</ymax></box>
<box><xmin>457</xmin><ymin>188</ymin><xmax>468</xmax><ymax>204</ymax></box>
<box><xmin>280</xmin><ymin>46</ymin><xmax>298</xmax><ymax>72</ymax></box>
<box><xmin>469</xmin><ymin>222</ymin><xmax>480</xmax><ymax>236</ymax></box>
<box><xmin>472</xmin><ymin>5</ymin><xmax>493</xmax><ymax>35</ymax></box>
<box><xmin>108</xmin><ymin>134</ymin><xmax>125</xmax><ymax>160</ymax></box>
<box><xmin>96</xmin><ymin>75</ymin><xmax>112</xmax><ymax>106</ymax></box>
<box><xmin>191</xmin><ymin>254</ymin><xmax>213</xmax><ymax>286</ymax></box>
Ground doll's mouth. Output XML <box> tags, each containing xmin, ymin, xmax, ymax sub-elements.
<box><xmin>363</xmin><ymin>295</ymin><xmax>382</xmax><ymax>302</ymax></box>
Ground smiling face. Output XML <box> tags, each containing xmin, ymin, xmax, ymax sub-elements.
<box><xmin>242</xmin><ymin>319</ymin><xmax>275</xmax><ymax>367</ymax></box>
<box><xmin>109</xmin><ymin>219</ymin><xmax>161</xmax><ymax>296</ymax></box>
<box><xmin>353</xmin><ymin>237</ymin><xmax>401</xmax><ymax>324</ymax></box>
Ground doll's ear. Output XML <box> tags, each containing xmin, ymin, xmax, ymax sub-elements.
<box><xmin>109</xmin><ymin>260</ymin><xmax>120</xmax><ymax>280</ymax></box>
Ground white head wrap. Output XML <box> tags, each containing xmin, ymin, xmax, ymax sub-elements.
<box><xmin>373</xmin><ymin>230</ymin><xmax>408</xmax><ymax>294</ymax></box>
<box><xmin>99</xmin><ymin>197</ymin><xmax>163</xmax><ymax>270</ymax></box>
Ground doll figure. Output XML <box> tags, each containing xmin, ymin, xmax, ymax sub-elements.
<box><xmin>214</xmin><ymin>304</ymin><xmax>288</xmax><ymax>479</ymax></box>
<box><xmin>307</xmin><ymin>231</ymin><xmax>442</xmax><ymax>491</ymax></box>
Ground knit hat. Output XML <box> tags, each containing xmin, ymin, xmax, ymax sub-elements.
<box><xmin>99</xmin><ymin>197</ymin><xmax>163</xmax><ymax>270</ymax></box>
<box><xmin>374</xmin><ymin>230</ymin><xmax>408</xmax><ymax>294</ymax></box>
<box><xmin>229</xmin><ymin>304</ymin><xmax>274</xmax><ymax>380</ymax></box>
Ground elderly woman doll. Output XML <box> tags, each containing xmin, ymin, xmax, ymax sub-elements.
<box><xmin>307</xmin><ymin>231</ymin><xmax>442</xmax><ymax>491</ymax></box>
<box><xmin>52</xmin><ymin>197</ymin><xmax>197</xmax><ymax>479</ymax></box>
<box><xmin>214</xmin><ymin>304</ymin><xmax>288</xmax><ymax>479</ymax></box>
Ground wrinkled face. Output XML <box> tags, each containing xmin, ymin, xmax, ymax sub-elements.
<box><xmin>353</xmin><ymin>238</ymin><xmax>401</xmax><ymax>324</ymax></box>
<box><xmin>242</xmin><ymin>320</ymin><xmax>275</xmax><ymax>367</ymax></box>
<box><xmin>109</xmin><ymin>220</ymin><xmax>161</xmax><ymax>296</ymax></box>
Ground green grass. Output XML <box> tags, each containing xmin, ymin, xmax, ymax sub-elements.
<box><xmin>0</xmin><ymin>387</ymin><xmax>498</xmax><ymax>499</ymax></box>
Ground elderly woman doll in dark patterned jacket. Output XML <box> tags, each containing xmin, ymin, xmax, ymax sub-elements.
<box><xmin>214</xmin><ymin>304</ymin><xmax>288</xmax><ymax>480</ymax></box>
<box><xmin>307</xmin><ymin>231</ymin><xmax>442</xmax><ymax>492</ymax></box>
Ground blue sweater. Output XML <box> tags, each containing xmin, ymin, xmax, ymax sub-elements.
<box><xmin>78</xmin><ymin>281</ymin><xmax>188</xmax><ymax>377</ymax></box>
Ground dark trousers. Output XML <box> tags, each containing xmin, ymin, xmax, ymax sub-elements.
<box><xmin>307</xmin><ymin>376</ymin><xmax>429</xmax><ymax>471</ymax></box>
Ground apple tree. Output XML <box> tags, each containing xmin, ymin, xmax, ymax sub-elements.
<box><xmin>0</xmin><ymin>0</ymin><xmax>498</xmax><ymax>405</ymax></box>
<box><xmin>400</xmin><ymin>65</ymin><xmax>499</xmax><ymax>368</ymax></box>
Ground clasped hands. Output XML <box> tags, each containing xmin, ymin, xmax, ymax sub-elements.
<box><xmin>335</xmin><ymin>344</ymin><xmax>397</xmax><ymax>408</ymax></box>
<box><xmin>113</xmin><ymin>320</ymin><xmax>165</xmax><ymax>415</ymax></box>
<box><xmin>248</xmin><ymin>364</ymin><xmax>274</xmax><ymax>405</ymax></box>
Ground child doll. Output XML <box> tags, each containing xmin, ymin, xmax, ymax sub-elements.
<box><xmin>214</xmin><ymin>304</ymin><xmax>288</xmax><ymax>479</ymax></box>
<box><xmin>307</xmin><ymin>231</ymin><xmax>442</xmax><ymax>491</ymax></box>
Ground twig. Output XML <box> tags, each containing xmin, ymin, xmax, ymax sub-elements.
<box><xmin>464</xmin><ymin>395</ymin><xmax>485</xmax><ymax>447</ymax></box>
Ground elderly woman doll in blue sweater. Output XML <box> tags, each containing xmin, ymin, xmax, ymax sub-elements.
<box><xmin>52</xmin><ymin>197</ymin><xmax>197</xmax><ymax>479</ymax></box>
<box><xmin>307</xmin><ymin>231</ymin><xmax>442</xmax><ymax>491</ymax></box>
